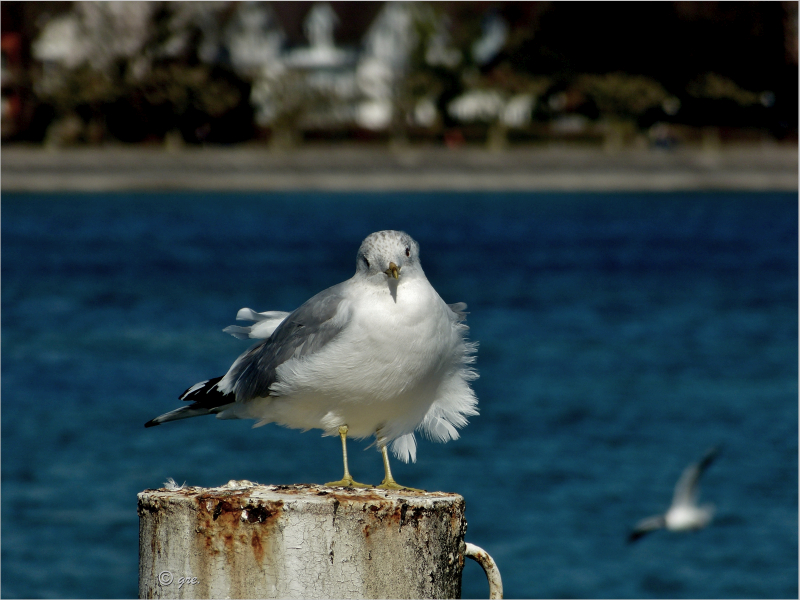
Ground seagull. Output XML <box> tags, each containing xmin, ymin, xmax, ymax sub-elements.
<box><xmin>628</xmin><ymin>447</ymin><xmax>719</xmax><ymax>543</ymax></box>
<box><xmin>145</xmin><ymin>230</ymin><xmax>478</xmax><ymax>490</ymax></box>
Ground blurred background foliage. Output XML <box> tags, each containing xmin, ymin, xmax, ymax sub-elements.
<box><xmin>1</xmin><ymin>1</ymin><xmax>796</xmax><ymax>148</ymax></box>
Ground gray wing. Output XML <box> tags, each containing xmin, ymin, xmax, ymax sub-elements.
<box><xmin>628</xmin><ymin>514</ymin><xmax>666</xmax><ymax>543</ymax></box>
<box><xmin>219</xmin><ymin>282</ymin><xmax>349</xmax><ymax>401</ymax></box>
<box><xmin>672</xmin><ymin>447</ymin><xmax>719</xmax><ymax>507</ymax></box>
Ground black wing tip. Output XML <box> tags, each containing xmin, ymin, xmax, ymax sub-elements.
<box><xmin>699</xmin><ymin>445</ymin><xmax>722</xmax><ymax>470</ymax></box>
<box><xmin>179</xmin><ymin>376</ymin><xmax>224</xmax><ymax>401</ymax></box>
<box><xmin>147</xmin><ymin>376</ymin><xmax>228</xmax><ymax>429</ymax></box>
<box><xmin>627</xmin><ymin>530</ymin><xmax>646</xmax><ymax>544</ymax></box>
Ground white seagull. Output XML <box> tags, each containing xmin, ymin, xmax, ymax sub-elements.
<box><xmin>628</xmin><ymin>447</ymin><xmax>720</xmax><ymax>542</ymax></box>
<box><xmin>145</xmin><ymin>230</ymin><xmax>478</xmax><ymax>490</ymax></box>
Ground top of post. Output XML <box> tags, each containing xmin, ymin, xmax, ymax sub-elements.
<box><xmin>138</xmin><ymin>480</ymin><xmax>465</xmax><ymax>511</ymax></box>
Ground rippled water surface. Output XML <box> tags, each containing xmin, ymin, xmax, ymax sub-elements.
<box><xmin>2</xmin><ymin>191</ymin><xmax>797</xmax><ymax>598</ymax></box>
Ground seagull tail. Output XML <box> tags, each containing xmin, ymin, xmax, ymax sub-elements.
<box><xmin>144</xmin><ymin>376</ymin><xmax>233</xmax><ymax>428</ymax></box>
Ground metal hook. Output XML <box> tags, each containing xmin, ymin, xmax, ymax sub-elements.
<box><xmin>464</xmin><ymin>542</ymin><xmax>503</xmax><ymax>599</ymax></box>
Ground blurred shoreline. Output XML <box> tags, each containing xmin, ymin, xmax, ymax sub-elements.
<box><xmin>1</xmin><ymin>142</ymin><xmax>797</xmax><ymax>192</ymax></box>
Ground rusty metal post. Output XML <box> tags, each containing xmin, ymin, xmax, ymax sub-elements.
<box><xmin>138</xmin><ymin>480</ymin><xmax>469</xmax><ymax>599</ymax></box>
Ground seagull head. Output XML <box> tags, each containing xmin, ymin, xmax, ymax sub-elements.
<box><xmin>356</xmin><ymin>230</ymin><xmax>421</xmax><ymax>283</ymax></box>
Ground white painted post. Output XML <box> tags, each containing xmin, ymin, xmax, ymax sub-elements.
<box><xmin>138</xmin><ymin>480</ymin><xmax>475</xmax><ymax>599</ymax></box>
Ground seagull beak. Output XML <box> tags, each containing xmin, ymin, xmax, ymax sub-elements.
<box><xmin>384</xmin><ymin>262</ymin><xmax>400</xmax><ymax>279</ymax></box>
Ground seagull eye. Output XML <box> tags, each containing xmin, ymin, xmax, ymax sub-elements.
<box><xmin>405</xmin><ymin>247</ymin><xmax>410</xmax><ymax>257</ymax></box>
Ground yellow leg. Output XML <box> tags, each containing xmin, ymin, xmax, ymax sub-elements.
<box><xmin>325</xmin><ymin>426</ymin><xmax>371</xmax><ymax>488</ymax></box>
<box><xmin>376</xmin><ymin>445</ymin><xmax>425</xmax><ymax>492</ymax></box>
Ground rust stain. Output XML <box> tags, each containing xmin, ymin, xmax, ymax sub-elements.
<box><xmin>189</xmin><ymin>493</ymin><xmax>285</xmax><ymax>564</ymax></box>
<box><xmin>251</xmin><ymin>530</ymin><xmax>264</xmax><ymax>563</ymax></box>
<box><xmin>223</xmin><ymin>532</ymin><xmax>235</xmax><ymax>551</ymax></box>
<box><xmin>244</xmin><ymin>502</ymin><xmax>283</xmax><ymax>524</ymax></box>
<box><xmin>245</xmin><ymin>502</ymin><xmax>283</xmax><ymax>565</ymax></box>
<box><xmin>137</xmin><ymin>498</ymin><xmax>160</xmax><ymax>516</ymax></box>
<box><xmin>212</xmin><ymin>500</ymin><xmax>233</xmax><ymax>521</ymax></box>
<box><xmin>387</xmin><ymin>501</ymin><xmax>425</xmax><ymax>530</ymax></box>
<box><xmin>331</xmin><ymin>498</ymin><xmax>340</xmax><ymax>529</ymax></box>
<box><xmin>202</xmin><ymin>527</ymin><xmax>214</xmax><ymax>551</ymax></box>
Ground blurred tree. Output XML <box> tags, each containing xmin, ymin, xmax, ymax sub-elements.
<box><xmin>499</xmin><ymin>2</ymin><xmax>796</xmax><ymax>138</ymax></box>
<box><xmin>28</xmin><ymin>2</ymin><xmax>253</xmax><ymax>145</ymax></box>
<box><xmin>575</xmin><ymin>73</ymin><xmax>671</xmax><ymax>148</ymax></box>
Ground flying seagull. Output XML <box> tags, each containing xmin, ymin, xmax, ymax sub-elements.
<box><xmin>628</xmin><ymin>447</ymin><xmax>719</xmax><ymax>543</ymax></box>
<box><xmin>145</xmin><ymin>230</ymin><xmax>478</xmax><ymax>490</ymax></box>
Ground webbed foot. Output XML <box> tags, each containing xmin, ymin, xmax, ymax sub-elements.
<box><xmin>377</xmin><ymin>477</ymin><xmax>426</xmax><ymax>493</ymax></box>
<box><xmin>325</xmin><ymin>476</ymin><xmax>371</xmax><ymax>488</ymax></box>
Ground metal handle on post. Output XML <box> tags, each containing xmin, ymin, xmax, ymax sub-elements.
<box><xmin>464</xmin><ymin>542</ymin><xmax>503</xmax><ymax>599</ymax></box>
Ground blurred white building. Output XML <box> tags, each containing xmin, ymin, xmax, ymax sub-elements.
<box><xmin>29</xmin><ymin>1</ymin><xmax>531</xmax><ymax>138</ymax></box>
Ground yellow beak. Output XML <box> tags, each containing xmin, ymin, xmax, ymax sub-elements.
<box><xmin>385</xmin><ymin>262</ymin><xmax>400</xmax><ymax>279</ymax></box>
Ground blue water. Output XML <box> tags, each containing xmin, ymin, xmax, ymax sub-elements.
<box><xmin>2</xmin><ymin>190</ymin><xmax>797</xmax><ymax>599</ymax></box>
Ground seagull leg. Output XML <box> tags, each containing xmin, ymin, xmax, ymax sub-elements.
<box><xmin>325</xmin><ymin>425</ymin><xmax>371</xmax><ymax>488</ymax></box>
<box><xmin>377</xmin><ymin>445</ymin><xmax>425</xmax><ymax>492</ymax></box>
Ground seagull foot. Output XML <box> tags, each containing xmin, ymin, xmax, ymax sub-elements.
<box><xmin>325</xmin><ymin>476</ymin><xmax>371</xmax><ymax>489</ymax></box>
<box><xmin>377</xmin><ymin>478</ymin><xmax>426</xmax><ymax>493</ymax></box>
